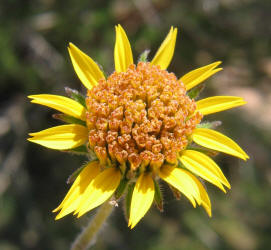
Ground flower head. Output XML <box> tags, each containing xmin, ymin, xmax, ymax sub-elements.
<box><xmin>28</xmin><ymin>25</ymin><xmax>249</xmax><ymax>228</ymax></box>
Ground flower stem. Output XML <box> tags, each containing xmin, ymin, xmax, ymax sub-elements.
<box><xmin>71</xmin><ymin>202</ymin><xmax>114</xmax><ymax>250</ymax></box>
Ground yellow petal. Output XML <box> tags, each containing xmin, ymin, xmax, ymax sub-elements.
<box><xmin>28</xmin><ymin>124</ymin><xmax>88</xmax><ymax>150</ymax></box>
<box><xmin>151</xmin><ymin>27</ymin><xmax>178</xmax><ymax>70</ymax></box>
<box><xmin>54</xmin><ymin>161</ymin><xmax>100</xmax><ymax>219</ymax></box>
<box><xmin>180</xmin><ymin>61</ymin><xmax>222</xmax><ymax>91</ymax></box>
<box><xmin>114</xmin><ymin>24</ymin><xmax>133</xmax><ymax>72</ymax></box>
<box><xmin>159</xmin><ymin>165</ymin><xmax>201</xmax><ymax>207</ymax></box>
<box><xmin>28</xmin><ymin>94</ymin><xmax>86</xmax><ymax>120</ymax></box>
<box><xmin>191</xmin><ymin>176</ymin><xmax>212</xmax><ymax>217</ymax></box>
<box><xmin>179</xmin><ymin>150</ymin><xmax>230</xmax><ymax>192</ymax></box>
<box><xmin>196</xmin><ymin>96</ymin><xmax>246</xmax><ymax>115</ymax></box>
<box><xmin>75</xmin><ymin>168</ymin><xmax>121</xmax><ymax>217</ymax></box>
<box><xmin>68</xmin><ymin>43</ymin><xmax>105</xmax><ymax>90</ymax></box>
<box><xmin>192</xmin><ymin>128</ymin><xmax>249</xmax><ymax>160</ymax></box>
<box><xmin>128</xmin><ymin>173</ymin><xmax>155</xmax><ymax>229</ymax></box>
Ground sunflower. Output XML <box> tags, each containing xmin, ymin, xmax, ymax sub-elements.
<box><xmin>28</xmin><ymin>25</ymin><xmax>249</xmax><ymax>229</ymax></box>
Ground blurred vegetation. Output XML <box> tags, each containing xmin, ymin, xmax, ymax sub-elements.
<box><xmin>1</xmin><ymin>0</ymin><xmax>271</xmax><ymax>249</ymax></box>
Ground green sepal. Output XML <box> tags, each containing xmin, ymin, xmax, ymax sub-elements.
<box><xmin>65</xmin><ymin>87</ymin><xmax>86</xmax><ymax>107</ymax></box>
<box><xmin>138</xmin><ymin>49</ymin><xmax>150</xmax><ymax>63</ymax></box>
<box><xmin>196</xmin><ymin>121</ymin><xmax>222</xmax><ymax>129</ymax></box>
<box><xmin>66</xmin><ymin>163</ymin><xmax>87</xmax><ymax>184</ymax></box>
<box><xmin>154</xmin><ymin>180</ymin><xmax>163</xmax><ymax>212</ymax></box>
<box><xmin>124</xmin><ymin>182</ymin><xmax>135</xmax><ymax>221</ymax></box>
<box><xmin>187</xmin><ymin>83</ymin><xmax>205</xmax><ymax>99</ymax></box>
<box><xmin>52</xmin><ymin>113</ymin><xmax>86</xmax><ymax>126</ymax></box>
<box><xmin>63</xmin><ymin>145</ymin><xmax>89</xmax><ymax>156</ymax></box>
<box><xmin>115</xmin><ymin>178</ymin><xmax>129</xmax><ymax>200</ymax></box>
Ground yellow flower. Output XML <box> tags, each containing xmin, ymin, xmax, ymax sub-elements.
<box><xmin>28</xmin><ymin>25</ymin><xmax>249</xmax><ymax>229</ymax></box>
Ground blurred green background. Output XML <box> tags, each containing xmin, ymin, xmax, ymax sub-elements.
<box><xmin>1</xmin><ymin>0</ymin><xmax>271</xmax><ymax>249</ymax></box>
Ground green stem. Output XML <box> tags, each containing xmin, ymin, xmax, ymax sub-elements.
<box><xmin>71</xmin><ymin>202</ymin><xmax>114</xmax><ymax>250</ymax></box>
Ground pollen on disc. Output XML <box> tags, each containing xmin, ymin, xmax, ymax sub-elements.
<box><xmin>85</xmin><ymin>62</ymin><xmax>202</xmax><ymax>170</ymax></box>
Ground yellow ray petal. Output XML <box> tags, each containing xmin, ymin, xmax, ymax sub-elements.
<box><xmin>180</xmin><ymin>61</ymin><xmax>222</xmax><ymax>91</ymax></box>
<box><xmin>68</xmin><ymin>43</ymin><xmax>105</xmax><ymax>90</ymax></box>
<box><xmin>75</xmin><ymin>168</ymin><xmax>121</xmax><ymax>217</ymax></box>
<box><xmin>191</xmin><ymin>176</ymin><xmax>212</xmax><ymax>217</ymax></box>
<box><xmin>28</xmin><ymin>124</ymin><xmax>88</xmax><ymax>150</ymax></box>
<box><xmin>53</xmin><ymin>161</ymin><xmax>100</xmax><ymax>212</ymax></box>
<box><xmin>159</xmin><ymin>165</ymin><xmax>201</xmax><ymax>207</ymax></box>
<box><xmin>151</xmin><ymin>27</ymin><xmax>178</xmax><ymax>70</ymax></box>
<box><xmin>54</xmin><ymin>161</ymin><xmax>100</xmax><ymax>219</ymax></box>
<box><xmin>196</xmin><ymin>96</ymin><xmax>246</xmax><ymax>116</ymax></box>
<box><xmin>28</xmin><ymin>94</ymin><xmax>86</xmax><ymax>120</ymax></box>
<box><xmin>160</xmin><ymin>165</ymin><xmax>212</xmax><ymax>216</ymax></box>
<box><xmin>179</xmin><ymin>150</ymin><xmax>230</xmax><ymax>192</ymax></box>
<box><xmin>128</xmin><ymin>173</ymin><xmax>155</xmax><ymax>229</ymax></box>
<box><xmin>114</xmin><ymin>24</ymin><xmax>133</xmax><ymax>72</ymax></box>
<box><xmin>192</xmin><ymin>128</ymin><xmax>249</xmax><ymax>160</ymax></box>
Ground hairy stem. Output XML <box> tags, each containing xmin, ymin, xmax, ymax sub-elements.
<box><xmin>71</xmin><ymin>202</ymin><xmax>114</xmax><ymax>250</ymax></box>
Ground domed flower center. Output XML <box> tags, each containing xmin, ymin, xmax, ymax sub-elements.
<box><xmin>86</xmin><ymin>62</ymin><xmax>202</xmax><ymax>174</ymax></box>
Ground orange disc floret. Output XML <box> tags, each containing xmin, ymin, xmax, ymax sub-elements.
<box><xmin>85</xmin><ymin>62</ymin><xmax>202</xmax><ymax>171</ymax></box>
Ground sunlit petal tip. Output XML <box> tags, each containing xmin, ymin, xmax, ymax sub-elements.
<box><xmin>181</xmin><ymin>61</ymin><xmax>224</xmax><ymax>90</ymax></box>
<box><xmin>52</xmin><ymin>202</ymin><xmax>64</xmax><ymax>213</ymax></box>
<box><xmin>114</xmin><ymin>24</ymin><xmax>133</xmax><ymax>72</ymax></box>
<box><xmin>27</xmin><ymin>124</ymin><xmax>88</xmax><ymax>150</ymax></box>
<box><xmin>28</xmin><ymin>95</ymin><xmax>35</xmax><ymax>99</ymax></box>
<box><xmin>129</xmin><ymin>222</ymin><xmax>136</xmax><ymax>230</ymax></box>
<box><xmin>68</xmin><ymin>42</ymin><xmax>105</xmax><ymax>90</ymax></box>
<box><xmin>128</xmin><ymin>173</ymin><xmax>155</xmax><ymax>229</ymax></box>
<box><xmin>75</xmin><ymin>168</ymin><xmax>121</xmax><ymax>217</ymax></box>
<box><xmin>52</xmin><ymin>162</ymin><xmax>101</xmax><ymax>219</ymax></box>
<box><xmin>151</xmin><ymin>26</ymin><xmax>178</xmax><ymax>70</ymax></box>
<box><xmin>191</xmin><ymin>198</ymin><xmax>197</xmax><ymax>208</ymax></box>
<box><xmin>192</xmin><ymin>128</ymin><xmax>249</xmax><ymax>161</ymax></box>
<box><xmin>27</xmin><ymin>137</ymin><xmax>41</xmax><ymax>145</ymax></box>
<box><xmin>27</xmin><ymin>94</ymin><xmax>86</xmax><ymax>120</ymax></box>
<box><xmin>117</xmin><ymin>24</ymin><xmax>124</xmax><ymax>31</ymax></box>
<box><xmin>203</xmin><ymin>202</ymin><xmax>212</xmax><ymax>217</ymax></box>
<box><xmin>208</xmin><ymin>61</ymin><xmax>222</xmax><ymax>69</ymax></box>
<box><xmin>196</xmin><ymin>96</ymin><xmax>247</xmax><ymax>116</ymax></box>
<box><xmin>244</xmin><ymin>154</ymin><xmax>250</xmax><ymax>160</ymax></box>
<box><xmin>214</xmin><ymin>61</ymin><xmax>222</xmax><ymax>66</ymax></box>
<box><xmin>181</xmin><ymin>63</ymin><xmax>223</xmax><ymax>91</ymax></box>
<box><xmin>159</xmin><ymin>165</ymin><xmax>200</xmax><ymax>207</ymax></box>
<box><xmin>190</xmin><ymin>175</ymin><xmax>213</xmax><ymax>216</ymax></box>
<box><xmin>213</xmin><ymin>67</ymin><xmax>223</xmax><ymax>72</ymax></box>
<box><xmin>217</xmin><ymin>181</ymin><xmax>227</xmax><ymax>193</ymax></box>
<box><xmin>76</xmin><ymin>211</ymin><xmax>85</xmax><ymax>218</ymax></box>
<box><xmin>68</xmin><ymin>42</ymin><xmax>73</xmax><ymax>48</ymax></box>
<box><xmin>227</xmin><ymin>182</ymin><xmax>231</xmax><ymax>190</ymax></box>
<box><xmin>52</xmin><ymin>207</ymin><xmax>59</xmax><ymax>213</ymax></box>
<box><xmin>55</xmin><ymin>212</ymin><xmax>65</xmax><ymax>220</ymax></box>
<box><xmin>128</xmin><ymin>221</ymin><xmax>134</xmax><ymax>229</ymax></box>
<box><xmin>68</xmin><ymin>43</ymin><xmax>75</xmax><ymax>53</ymax></box>
<box><xmin>68</xmin><ymin>42</ymin><xmax>78</xmax><ymax>49</ymax></box>
<box><xmin>204</xmin><ymin>204</ymin><xmax>212</xmax><ymax>217</ymax></box>
<box><xmin>179</xmin><ymin>150</ymin><xmax>230</xmax><ymax>192</ymax></box>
